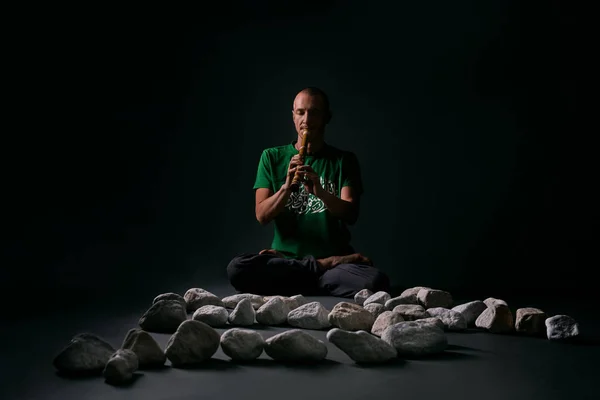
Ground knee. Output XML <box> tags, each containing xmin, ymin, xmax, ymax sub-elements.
<box><xmin>227</xmin><ymin>253</ymin><xmax>256</xmax><ymax>290</ymax></box>
<box><xmin>226</xmin><ymin>253</ymin><xmax>253</xmax><ymax>286</ymax></box>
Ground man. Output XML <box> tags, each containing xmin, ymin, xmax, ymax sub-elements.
<box><xmin>226</xmin><ymin>87</ymin><xmax>390</xmax><ymax>298</ymax></box>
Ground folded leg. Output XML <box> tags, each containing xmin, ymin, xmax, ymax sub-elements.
<box><xmin>318</xmin><ymin>263</ymin><xmax>391</xmax><ymax>298</ymax></box>
<box><xmin>226</xmin><ymin>252</ymin><xmax>323</xmax><ymax>296</ymax></box>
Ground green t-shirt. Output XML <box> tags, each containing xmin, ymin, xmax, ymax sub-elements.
<box><xmin>253</xmin><ymin>139</ymin><xmax>364</xmax><ymax>259</ymax></box>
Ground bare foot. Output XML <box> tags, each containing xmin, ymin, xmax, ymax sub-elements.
<box><xmin>334</xmin><ymin>253</ymin><xmax>373</xmax><ymax>267</ymax></box>
<box><xmin>317</xmin><ymin>253</ymin><xmax>373</xmax><ymax>271</ymax></box>
<box><xmin>259</xmin><ymin>249</ymin><xmax>287</xmax><ymax>258</ymax></box>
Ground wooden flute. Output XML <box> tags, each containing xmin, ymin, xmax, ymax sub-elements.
<box><xmin>290</xmin><ymin>129</ymin><xmax>309</xmax><ymax>192</ymax></box>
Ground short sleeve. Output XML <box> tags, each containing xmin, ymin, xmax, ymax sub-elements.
<box><xmin>341</xmin><ymin>152</ymin><xmax>364</xmax><ymax>195</ymax></box>
<box><xmin>253</xmin><ymin>150</ymin><xmax>273</xmax><ymax>191</ymax></box>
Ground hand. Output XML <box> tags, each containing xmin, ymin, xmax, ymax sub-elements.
<box><xmin>296</xmin><ymin>165</ymin><xmax>326</xmax><ymax>197</ymax></box>
<box><xmin>259</xmin><ymin>249</ymin><xmax>287</xmax><ymax>258</ymax></box>
<box><xmin>282</xmin><ymin>154</ymin><xmax>304</xmax><ymax>190</ymax></box>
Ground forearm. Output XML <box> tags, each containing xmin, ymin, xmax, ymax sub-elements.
<box><xmin>318</xmin><ymin>190</ymin><xmax>357</xmax><ymax>224</ymax></box>
<box><xmin>256</xmin><ymin>185</ymin><xmax>292</xmax><ymax>225</ymax></box>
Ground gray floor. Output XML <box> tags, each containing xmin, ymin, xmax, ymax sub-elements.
<box><xmin>2</xmin><ymin>282</ymin><xmax>598</xmax><ymax>400</ymax></box>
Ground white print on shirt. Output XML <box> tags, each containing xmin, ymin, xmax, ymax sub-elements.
<box><xmin>285</xmin><ymin>176</ymin><xmax>337</xmax><ymax>215</ymax></box>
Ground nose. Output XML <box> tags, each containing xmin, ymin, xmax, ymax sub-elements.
<box><xmin>303</xmin><ymin>111</ymin><xmax>316</xmax><ymax>126</ymax></box>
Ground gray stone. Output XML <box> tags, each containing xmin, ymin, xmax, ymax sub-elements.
<box><xmin>291</xmin><ymin>295</ymin><xmax>309</xmax><ymax>308</ymax></box>
<box><xmin>381</xmin><ymin>321</ymin><xmax>448</xmax><ymax>357</ymax></box>
<box><xmin>363</xmin><ymin>291</ymin><xmax>391</xmax><ymax>307</ymax></box>
<box><xmin>192</xmin><ymin>305</ymin><xmax>229</xmax><ymax>327</ymax></box>
<box><xmin>328</xmin><ymin>302</ymin><xmax>375</xmax><ymax>331</ymax></box>
<box><xmin>515</xmin><ymin>307</ymin><xmax>547</xmax><ymax>336</ymax></box>
<box><xmin>484</xmin><ymin>297</ymin><xmax>508</xmax><ymax>308</ymax></box>
<box><xmin>222</xmin><ymin>294</ymin><xmax>266</xmax><ymax>310</ymax></box>
<box><xmin>138</xmin><ymin>300</ymin><xmax>187</xmax><ymax>333</ymax></box>
<box><xmin>153</xmin><ymin>292</ymin><xmax>186</xmax><ymax>309</ymax></box>
<box><xmin>121</xmin><ymin>328</ymin><xmax>166</xmax><ymax>368</ymax></box>
<box><xmin>545</xmin><ymin>315</ymin><xmax>580</xmax><ymax>340</ymax></box>
<box><xmin>354</xmin><ymin>289</ymin><xmax>373</xmax><ymax>306</ymax></box>
<box><xmin>265</xmin><ymin>329</ymin><xmax>328</xmax><ymax>362</ymax></box>
<box><xmin>53</xmin><ymin>333</ymin><xmax>115</xmax><ymax>374</ymax></box>
<box><xmin>426</xmin><ymin>307</ymin><xmax>467</xmax><ymax>331</ymax></box>
<box><xmin>414</xmin><ymin>317</ymin><xmax>445</xmax><ymax>330</ymax></box>
<box><xmin>228</xmin><ymin>298</ymin><xmax>256</xmax><ymax>326</ymax></box>
<box><xmin>263</xmin><ymin>295</ymin><xmax>303</xmax><ymax>311</ymax></box>
<box><xmin>398</xmin><ymin>286</ymin><xmax>430</xmax><ymax>304</ymax></box>
<box><xmin>103</xmin><ymin>349</ymin><xmax>138</xmax><ymax>385</ymax></box>
<box><xmin>288</xmin><ymin>302</ymin><xmax>331</xmax><ymax>330</ymax></box>
<box><xmin>452</xmin><ymin>300</ymin><xmax>487</xmax><ymax>326</ymax></box>
<box><xmin>417</xmin><ymin>289</ymin><xmax>453</xmax><ymax>308</ymax></box>
<box><xmin>364</xmin><ymin>303</ymin><xmax>386</xmax><ymax>318</ymax></box>
<box><xmin>256</xmin><ymin>297</ymin><xmax>289</xmax><ymax>325</ymax></box>
<box><xmin>327</xmin><ymin>328</ymin><xmax>397</xmax><ymax>363</ymax></box>
<box><xmin>165</xmin><ymin>320</ymin><xmax>220</xmax><ymax>367</ymax></box>
<box><xmin>475</xmin><ymin>305</ymin><xmax>514</xmax><ymax>333</ymax></box>
<box><xmin>184</xmin><ymin>288</ymin><xmax>225</xmax><ymax>311</ymax></box>
<box><xmin>371</xmin><ymin>311</ymin><xmax>405</xmax><ymax>337</ymax></box>
<box><xmin>385</xmin><ymin>294</ymin><xmax>420</xmax><ymax>310</ymax></box>
<box><xmin>220</xmin><ymin>328</ymin><xmax>264</xmax><ymax>361</ymax></box>
<box><xmin>392</xmin><ymin>304</ymin><xmax>430</xmax><ymax>321</ymax></box>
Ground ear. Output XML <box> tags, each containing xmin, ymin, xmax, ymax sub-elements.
<box><xmin>325</xmin><ymin>111</ymin><xmax>332</xmax><ymax>124</ymax></box>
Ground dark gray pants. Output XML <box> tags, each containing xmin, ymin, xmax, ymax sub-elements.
<box><xmin>226</xmin><ymin>252</ymin><xmax>390</xmax><ymax>298</ymax></box>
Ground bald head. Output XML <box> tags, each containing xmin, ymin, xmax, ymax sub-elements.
<box><xmin>292</xmin><ymin>87</ymin><xmax>331</xmax><ymax>138</ymax></box>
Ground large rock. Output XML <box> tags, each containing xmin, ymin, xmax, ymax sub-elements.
<box><xmin>363</xmin><ymin>291</ymin><xmax>391</xmax><ymax>307</ymax></box>
<box><xmin>287</xmin><ymin>302</ymin><xmax>331</xmax><ymax>330</ymax></box>
<box><xmin>354</xmin><ymin>289</ymin><xmax>373</xmax><ymax>306</ymax></box>
<box><xmin>415</xmin><ymin>317</ymin><xmax>445</xmax><ymax>330</ymax></box>
<box><xmin>263</xmin><ymin>295</ymin><xmax>303</xmax><ymax>311</ymax></box>
<box><xmin>385</xmin><ymin>294</ymin><xmax>419</xmax><ymax>310</ymax></box>
<box><xmin>264</xmin><ymin>330</ymin><xmax>328</xmax><ymax>362</ymax></box>
<box><xmin>417</xmin><ymin>289</ymin><xmax>453</xmax><ymax>308</ymax></box>
<box><xmin>515</xmin><ymin>308</ymin><xmax>546</xmax><ymax>336</ymax></box>
<box><xmin>475</xmin><ymin>305</ymin><xmax>514</xmax><ymax>333</ymax></box>
<box><xmin>392</xmin><ymin>304</ymin><xmax>430</xmax><ymax>321</ymax></box>
<box><xmin>398</xmin><ymin>286</ymin><xmax>430</xmax><ymax>304</ymax></box>
<box><xmin>452</xmin><ymin>301</ymin><xmax>487</xmax><ymax>326</ymax></box>
<box><xmin>165</xmin><ymin>320</ymin><xmax>220</xmax><ymax>367</ymax></box>
<box><xmin>545</xmin><ymin>315</ymin><xmax>580</xmax><ymax>340</ymax></box>
<box><xmin>371</xmin><ymin>311</ymin><xmax>405</xmax><ymax>337</ymax></box>
<box><xmin>121</xmin><ymin>328</ymin><xmax>166</xmax><ymax>368</ymax></box>
<box><xmin>381</xmin><ymin>321</ymin><xmax>448</xmax><ymax>357</ymax></box>
<box><xmin>426</xmin><ymin>307</ymin><xmax>467</xmax><ymax>331</ymax></box>
<box><xmin>290</xmin><ymin>295</ymin><xmax>309</xmax><ymax>309</ymax></box>
<box><xmin>484</xmin><ymin>297</ymin><xmax>508</xmax><ymax>308</ymax></box>
<box><xmin>256</xmin><ymin>297</ymin><xmax>289</xmax><ymax>325</ymax></box>
<box><xmin>228</xmin><ymin>298</ymin><xmax>256</xmax><ymax>326</ymax></box>
<box><xmin>327</xmin><ymin>328</ymin><xmax>397</xmax><ymax>363</ymax></box>
<box><xmin>184</xmin><ymin>288</ymin><xmax>225</xmax><ymax>311</ymax></box>
<box><xmin>192</xmin><ymin>305</ymin><xmax>229</xmax><ymax>327</ymax></box>
<box><xmin>220</xmin><ymin>328</ymin><xmax>265</xmax><ymax>361</ymax></box>
<box><xmin>153</xmin><ymin>292</ymin><xmax>186</xmax><ymax>309</ymax></box>
<box><xmin>222</xmin><ymin>294</ymin><xmax>266</xmax><ymax>310</ymax></box>
<box><xmin>53</xmin><ymin>333</ymin><xmax>115</xmax><ymax>374</ymax></box>
<box><xmin>328</xmin><ymin>302</ymin><xmax>375</xmax><ymax>331</ymax></box>
<box><xmin>103</xmin><ymin>349</ymin><xmax>138</xmax><ymax>385</ymax></box>
<box><xmin>138</xmin><ymin>299</ymin><xmax>187</xmax><ymax>333</ymax></box>
<box><xmin>364</xmin><ymin>303</ymin><xmax>386</xmax><ymax>318</ymax></box>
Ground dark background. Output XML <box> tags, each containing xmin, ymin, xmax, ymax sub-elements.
<box><xmin>4</xmin><ymin>1</ymin><xmax>589</xmax><ymax>307</ymax></box>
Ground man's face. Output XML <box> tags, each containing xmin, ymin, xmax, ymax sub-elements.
<box><xmin>292</xmin><ymin>92</ymin><xmax>329</xmax><ymax>138</ymax></box>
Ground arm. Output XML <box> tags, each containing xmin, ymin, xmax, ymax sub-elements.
<box><xmin>318</xmin><ymin>186</ymin><xmax>360</xmax><ymax>225</ymax></box>
<box><xmin>255</xmin><ymin>186</ymin><xmax>292</xmax><ymax>226</ymax></box>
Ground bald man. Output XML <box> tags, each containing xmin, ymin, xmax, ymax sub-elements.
<box><xmin>226</xmin><ymin>87</ymin><xmax>390</xmax><ymax>298</ymax></box>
